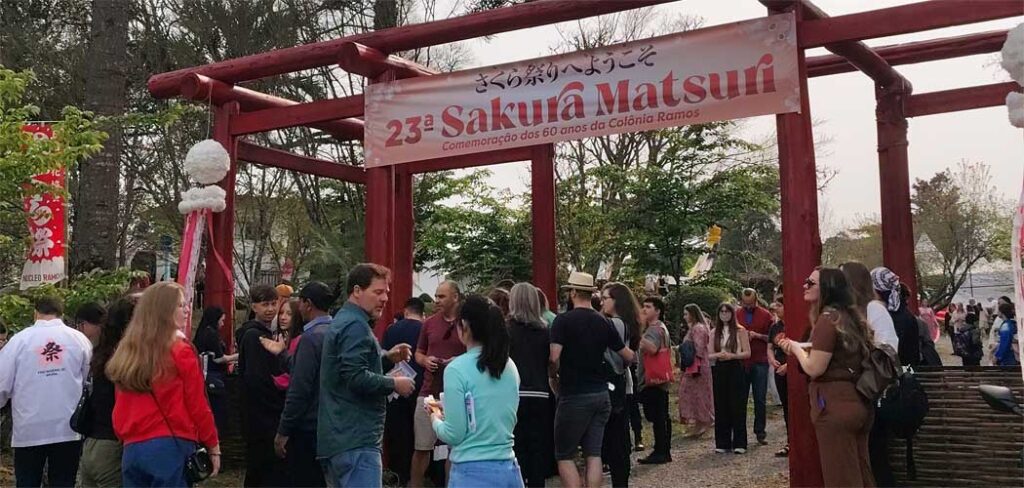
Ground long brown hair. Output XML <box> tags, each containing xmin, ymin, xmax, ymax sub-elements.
<box><xmin>106</xmin><ymin>282</ymin><xmax>184</xmax><ymax>393</ymax></box>
<box><xmin>713</xmin><ymin>302</ymin><xmax>740</xmax><ymax>353</ymax></box>
<box><xmin>839</xmin><ymin>261</ymin><xmax>875</xmax><ymax>316</ymax></box>
<box><xmin>604</xmin><ymin>282</ymin><xmax>642</xmax><ymax>350</ymax></box>
<box><xmin>814</xmin><ymin>268</ymin><xmax>874</xmax><ymax>354</ymax></box>
<box><xmin>279</xmin><ymin>299</ymin><xmax>304</xmax><ymax>341</ymax></box>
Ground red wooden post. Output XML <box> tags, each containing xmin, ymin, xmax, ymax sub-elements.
<box><xmin>771</xmin><ymin>4</ymin><xmax>824</xmax><ymax>487</ymax></box>
<box><xmin>366</xmin><ymin>69</ymin><xmax>399</xmax><ymax>340</ymax></box>
<box><xmin>392</xmin><ymin>167</ymin><xmax>415</xmax><ymax>322</ymax></box>
<box><xmin>531</xmin><ymin>144</ymin><xmax>558</xmax><ymax>311</ymax></box>
<box><xmin>206</xmin><ymin>101</ymin><xmax>240</xmax><ymax>351</ymax></box>
<box><xmin>365</xmin><ymin>165</ymin><xmax>395</xmax><ymax>340</ymax></box>
<box><xmin>876</xmin><ymin>80</ymin><xmax>919</xmax><ymax>310</ymax></box>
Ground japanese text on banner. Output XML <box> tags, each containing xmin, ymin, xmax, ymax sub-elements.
<box><xmin>365</xmin><ymin>13</ymin><xmax>799</xmax><ymax>167</ymax></box>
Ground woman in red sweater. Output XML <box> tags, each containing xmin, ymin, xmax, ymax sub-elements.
<box><xmin>107</xmin><ymin>282</ymin><xmax>221</xmax><ymax>487</ymax></box>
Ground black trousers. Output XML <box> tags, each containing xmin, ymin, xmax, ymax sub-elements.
<box><xmin>627</xmin><ymin>393</ymin><xmax>643</xmax><ymax>446</ymax></box>
<box><xmin>384</xmin><ymin>395</ymin><xmax>416</xmax><ymax>485</ymax></box>
<box><xmin>602</xmin><ymin>408</ymin><xmax>631</xmax><ymax>487</ymax></box>
<box><xmin>286</xmin><ymin>430</ymin><xmax>326</xmax><ymax>488</ymax></box>
<box><xmin>243</xmin><ymin>428</ymin><xmax>286</xmax><ymax>487</ymax></box>
<box><xmin>640</xmin><ymin>387</ymin><xmax>672</xmax><ymax>458</ymax></box>
<box><xmin>14</xmin><ymin>440</ymin><xmax>82</xmax><ymax>488</ymax></box>
<box><xmin>514</xmin><ymin>396</ymin><xmax>554</xmax><ymax>488</ymax></box>
<box><xmin>869</xmin><ymin>408</ymin><xmax>896</xmax><ymax>487</ymax></box>
<box><xmin>962</xmin><ymin>356</ymin><xmax>981</xmax><ymax>366</ymax></box>
<box><xmin>712</xmin><ymin>360</ymin><xmax>748</xmax><ymax>450</ymax></box>
<box><xmin>776</xmin><ymin>372</ymin><xmax>789</xmax><ymax>441</ymax></box>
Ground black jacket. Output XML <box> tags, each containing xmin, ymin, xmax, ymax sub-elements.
<box><xmin>509</xmin><ymin>319</ymin><xmax>551</xmax><ymax>397</ymax></box>
<box><xmin>278</xmin><ymin>317</ymin><xmax>331</xmax><ymax>436</ymax></box>
<box><xmin>238</xmin><ymin>321</ymin><xmax>285</xmax><ymax>432</ymax></box>
<box><xmin>890</xmin><ymin>307</ymin><xmax>921</xmax><ymax>367</ymax></box>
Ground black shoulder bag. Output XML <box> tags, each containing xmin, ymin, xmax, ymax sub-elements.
<box><xmin>69</xmin><ymin>380</ymin><xmax>94</xmax><ymax>436</ymax></box>
<box><xmin>149</xmin><ymin>391</ymin><xmax>213</xmax><ymax>484</ymax></box>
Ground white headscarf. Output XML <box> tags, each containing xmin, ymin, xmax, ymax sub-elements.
<box><xmin>870</xmin><ymin>267</ymin><xmax>901</xmax><ymax>312</ymax></box>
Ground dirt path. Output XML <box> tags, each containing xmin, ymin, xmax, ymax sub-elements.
<box><xmin>628</xmin><ymin>401</ymin><xmax>790</xmax><ymax>488</ymax></box>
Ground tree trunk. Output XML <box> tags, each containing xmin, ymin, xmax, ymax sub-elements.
<box><xmin>73</xmin><ymin>0</ymin><xmax>129</xmax><ymax>274</ymax></box>
<box><xmin>373</xmin><ymin>0</ymin><xmax>399</xmax><ymax>30</ymax></box>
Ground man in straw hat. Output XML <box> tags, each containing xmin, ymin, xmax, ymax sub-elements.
<box><xmin>549</xmin><ymin>271</ymin><xmax>635</xmax><ymax>488</ymax></box>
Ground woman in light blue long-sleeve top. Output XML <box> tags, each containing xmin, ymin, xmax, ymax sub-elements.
<box><xmin>429</xmin><ymin>294</ymin><xmax>524</xmax><ymax>488</ymax></box>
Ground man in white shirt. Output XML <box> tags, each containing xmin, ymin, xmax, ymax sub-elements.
<box><xmin>0</xmin><ymin>296</ymin><xmax>93</xmax><ymax>487</ymax></box>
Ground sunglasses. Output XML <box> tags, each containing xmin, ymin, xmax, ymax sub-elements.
<box><xmin>804</xmin><ymin>279</ymin><xmax>817</xmax><ymax>288</ymax></box>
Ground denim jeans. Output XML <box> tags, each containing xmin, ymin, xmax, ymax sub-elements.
<box><xmin>449</xmin><ymin>459</ymin><xmax>525</xmax><ymax>488</ymax></box>
<box><xmin>323</xmin><ymin>448</ymin><xmax>382</xmax><ymax>488</ymax></box>
<box><xmin>122</xmin><ymin>437</ymin><xmax>194</xmax><ymax>488</ymax></box>
<box><xmin>746</xmin><ymin>362</ymin><xmax>769</xmax><ymax>440</ymax></box>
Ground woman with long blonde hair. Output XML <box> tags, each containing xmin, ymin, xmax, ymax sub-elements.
<box><xmin>108</xmin><ymin>282</ymin><xmax>220</xmax><ymax>487</ymax></box>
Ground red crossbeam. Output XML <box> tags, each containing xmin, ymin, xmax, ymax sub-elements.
<box><xmin>237</xmin><ymin>141</ymin><xmax>367</xmax><ymax>183</ymax></box>
<box><xmin>404</xmin><ymin>146</ymin><xmax>535</xmax><ymax>174</ymax></box>
<box><xmin>148</xmin><ymin>0</ymin><xmax>677</xmax><ymax>99</ymax></box>
<box><xmin>799</xmin><ymin>1</ymin><xmax>1024</xmax><ymax>48</ymax></box>
<box><xmin>230</xmin><ymin>95</ymin><xmax>364</xmax><ymax>136</ymax></box>
<box><xmin>181</xmin><ymin>74</ymin><xmax>364</xmax><ymax>140</ymax></box>
<box><xmin>795</xmin><ymin>0</ymin><xmax>905</xmax><ymax>87</ymax></box>
<box><xmin>905</xmin><ymin>81</ymin><xmax>1022</xmax><ymax>118</ymax></box>
<box><xmin>808</xmin><ymin>30</ymin><xmax>1009</xmax><ymax>78</ymax></box>
<box><xmin>338</xmin><ymin>42</ymin><xmax>437</xmax><ymax>79</ymax></box>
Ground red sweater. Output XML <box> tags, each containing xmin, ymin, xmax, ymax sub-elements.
<box><xmin>113</xmin><ymin>340</ymin><xmax>219</xmax><ymax>448</ymax></box>
<box><xmin>738</xmin><ymin>306</ymin><xmax>774</xmax><ymax>366</ymax></box>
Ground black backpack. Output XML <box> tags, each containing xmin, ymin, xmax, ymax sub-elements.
<box><xmin>878</xmin><ymin>371</ymin><xmax>930</xmax><ymax>480</ymax></box>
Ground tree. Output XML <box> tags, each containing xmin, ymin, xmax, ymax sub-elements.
<box><xmin>623</xmin><ymin>125</ymin><xmax>776</xmax><ymax>285</ymax></box>
<box><xmin>72</xmin><ymin>0</ymin><xmax>131</xmax><ymax>273</ymax></box>
<box><xmin>415</xmin><ymin>170</ymin><xmax>532</xmax><ymax>289</ymax></box>
<box><xmin>821</xmin><ymin>219</ymin><xmax>884</xmax><ymax>269</ymax></box>
<box><xmin>912</xmin><ymin>161</ymin><xmax>1011</xmax><ymax>307</ymax></box>
<box><xmin>0</xmin><ymin>68</ymin><xmax>106</xmax><ymax>284</ymax></box>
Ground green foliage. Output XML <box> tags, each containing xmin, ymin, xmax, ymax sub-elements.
<box><xmin>0</xmin><ymin>67</ymin><xmax>107</xmax><ymax>283</ymax></box>
<box><xmin>663</xmin><ymin>285</ymin><xmax>732</xmax><ymax>329</ymax></box>
<box><xmin>0</xmin><ymin>268</ymin><xmax>144</xmax><ymax>333</ymax></box>
<box><xmin>415</xmin><ymin>170</ymin><xmax>533</xmax><ymax>289</ymax></box>
<box><xmin>687</xmin><ymin>272</ymin><xmax>744</xmax><ymax>299</ymax></box>
<box><xmin>912</xmin><ymin>161</ymin><xmax>1012</xmax><ymax>307</ymax></box>
<box><xmin>0</xmin><ymin>67</ymin><xmax>106</xmax><ymax>202</ymax></box>
<box><xmin>821</xmin><ymin>221</ymin><xmax>884</xmax><ymax>269</ymax></box>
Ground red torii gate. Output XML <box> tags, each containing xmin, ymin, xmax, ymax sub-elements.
<box><xmin>149</xmin><ymin>1</ymin><xmax>1023</xmax><ymax>485</ymax></box>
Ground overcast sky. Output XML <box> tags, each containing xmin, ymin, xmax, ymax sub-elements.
<box><xmin>434</xmin><ymin>0</ymin><xmax>1023</xmax><ymax>235</ymax></box>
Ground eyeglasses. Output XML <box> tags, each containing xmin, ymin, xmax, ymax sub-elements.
<box><xmin>804</xmin><ymin>279</ymin><xmax>817</xmax><ymax>288</ymax></box>
<box><xmin>601</xmin><ymin>295</ymin><xmax>612</xmax><ymax>301</ymax></box>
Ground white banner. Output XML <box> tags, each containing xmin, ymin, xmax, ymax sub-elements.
<box><xmin>365</xmin><ymin>13</ymin><xmax>800</xmax><ymax>167</ymax></box>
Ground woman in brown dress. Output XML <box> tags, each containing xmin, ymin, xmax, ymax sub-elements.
<box><xmin>780</xmin><ymin>267</ymin><xmax>876</xmax><ymax>487</ymax></box>
<box><xmin>677</xmin><ymin>304</ymin><xmax>714</xmax><ymax>437</ymax></box>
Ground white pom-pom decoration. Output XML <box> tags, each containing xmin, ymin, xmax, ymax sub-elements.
<box><xmin>184</xmin><ymin>140</ymin><xmax>230</xmax><ymax>185</ymax></box>
<box><xmin>1008</xmin><ymin>92</ymin><xmax>1024</xmax><ymax>128</ymax></box>
<box><xmin>1000</xmin><ymin>23</ymin><xmax>1024</xmax><ymax>85</ymax></box>
<box><xmin>178</xmin><ymin>185</ymin><xmax>227</xmax><ymax>214</ymax></box>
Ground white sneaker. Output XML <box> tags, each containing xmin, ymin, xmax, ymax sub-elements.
<box><xmin>714</xmin><ymin>448</ymin><xmax>727</xmax><ymax>454</ymax></box>
<box><xmin>733</xmin><ymin>448</ymin><xmax>747</xmax><ymax>454</ymax></box>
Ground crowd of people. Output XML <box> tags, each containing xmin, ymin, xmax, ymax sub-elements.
<box><xmin>0</xmin><ymin>260</ymin><xmax>1020</xmax><ymax>488</ymax></box>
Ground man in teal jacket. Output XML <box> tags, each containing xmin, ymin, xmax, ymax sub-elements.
<box><xmin>318</xmin><ymin>263</ymin><xmax>415</xmax><ymax>488</ymax></box>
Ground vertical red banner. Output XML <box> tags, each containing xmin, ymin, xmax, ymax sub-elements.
<box><xmin>20</xmin><ymin>124</ymin><xmax>67</xmax><ymax>290</ymax></box>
